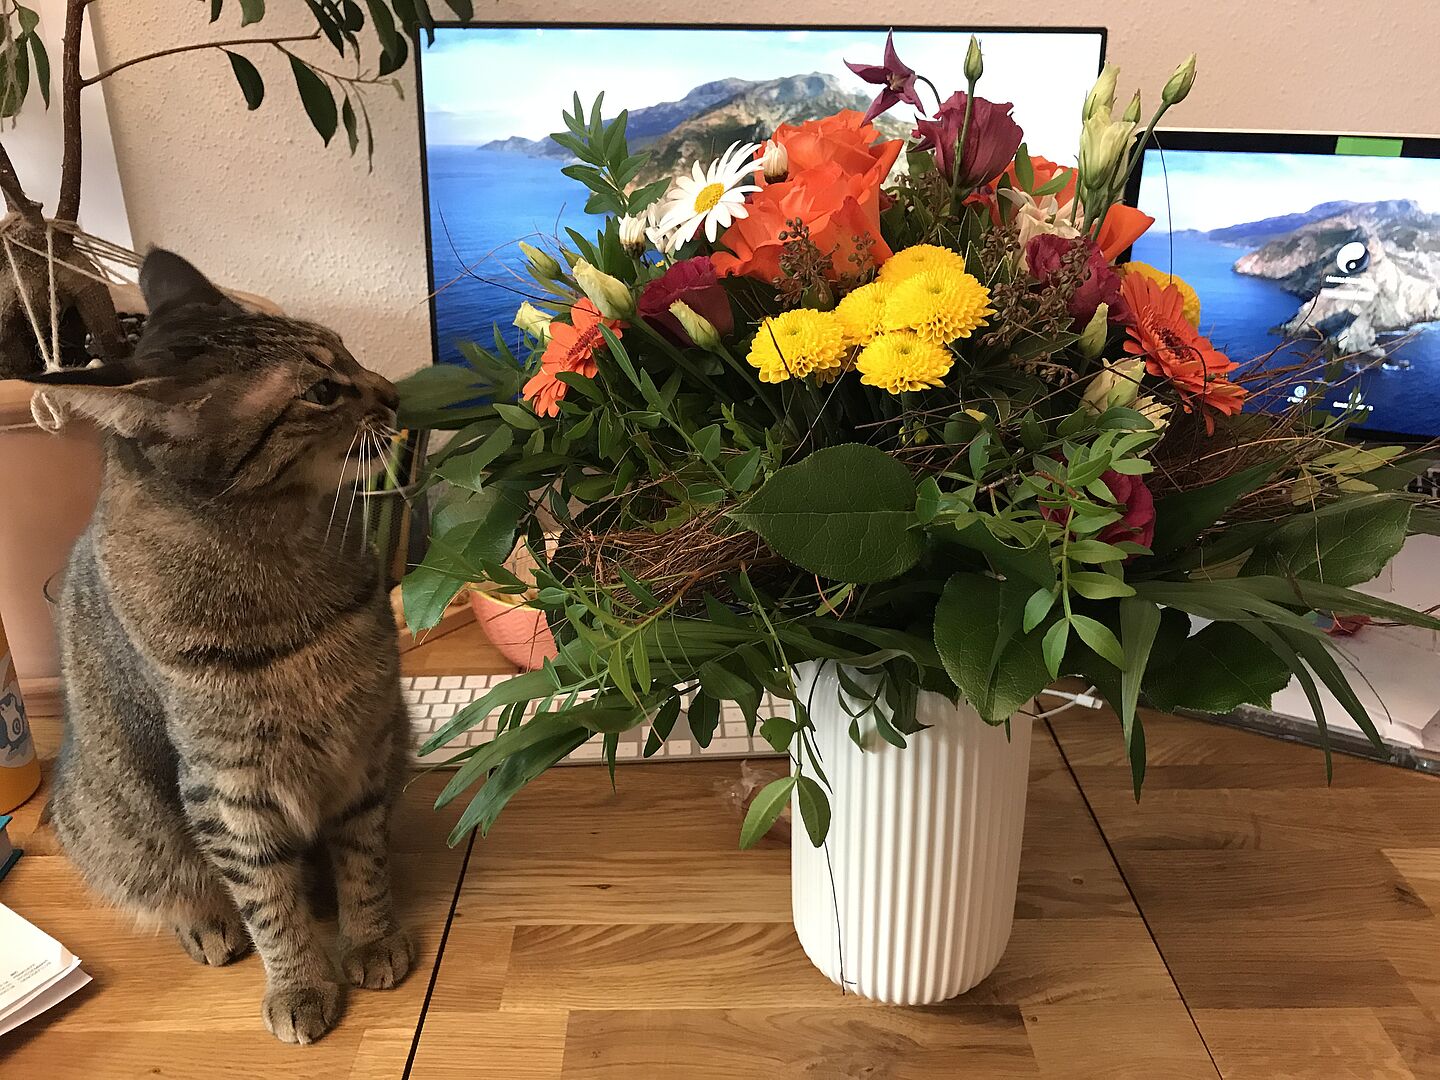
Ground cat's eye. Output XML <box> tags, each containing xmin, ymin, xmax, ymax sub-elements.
<box><xmin>301</xmin><ymin>379</ymin><xmax>342</xmax><ymax>406</ymax></box>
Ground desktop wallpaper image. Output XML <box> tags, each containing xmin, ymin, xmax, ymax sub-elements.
<box><xmin>419</xmin><ymin>26</ymin><xmax>1102</xmax><ymax>362</ymax></box>
<box><xmin>1132</xmin><ymin>149</ymin><xmax>1440</xmax><ymax>439</ymax></box>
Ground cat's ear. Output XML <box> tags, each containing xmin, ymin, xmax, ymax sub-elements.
<box><xmin>139</xmin><ymin>248</ymin><xmax>237</xmax><ymax>317</ymax></box>
<box><xmin>25</xmin><ymin>364</ymin><xmax>200</xmax><ymax>438</ymax></box>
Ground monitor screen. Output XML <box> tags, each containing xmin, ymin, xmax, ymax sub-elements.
<box><xmin>1128</xmin><ymin>134</ymin><xmax>1440</xmax><ymax>441</ymax></box>
<box><xmin>418</xmin><ymin>23</ymin><xmax>1105</xmax><ymax>364</ymax></box>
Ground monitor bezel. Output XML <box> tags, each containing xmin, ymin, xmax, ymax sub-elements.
<box><xmin>1122</xmin><ymin>127</ymin><xmax>1440</xmax><ymax>445</ymax></box>
<box><xmin>414</xmin><ymin>21</ymin><xmax>1108</xmax><ymax>373</ymax></box>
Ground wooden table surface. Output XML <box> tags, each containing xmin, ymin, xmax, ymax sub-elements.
<box><xmin>5</xmin><ymin>620</ymin><xmax>1440</xmax><ymax>1078</ymax></box>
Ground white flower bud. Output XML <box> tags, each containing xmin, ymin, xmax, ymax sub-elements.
<box><xmin>964</xmin><ymin>36</ymin><xmax>983</xmax><ymax>84</ymax></box>
<box><xmin>618</xmin><ymin>214</ymin><xmax>647</xmax><ymax>257</ymax></box>
<box><xmin>1081</xmin><ymin>357</ymin><xmax>1145</xmax><ymax>414</ymax></box>
<box><xmin>1162</xmin><ymin>54</ymin><xmax>1197</xmax><ymax>107</ymax></box>
<box><xmin>669</xmin><ymin>300</ymin><xmax>721</xmax><ymax>350</ymax></box>
<box><xmin>1078</xmin><ymin>114</ymin><xmax>1135</xmax><ymax>194</ymax></box>
<box><xmin>760</xmin><ymin>140</ymin><xmax>789</xmax><ymax>183</ymax></box>
<box><xmin>1077</xmin><ymin>302</ymin><xmax>1110</xmax><ymax>359</ymax></box>
<box><xmin>513</xmin><ymin>301</ymin><xmax>553</xmax><ymax>342</ymax></box>
<box><xmin>572</xmin><ymin>258</ymin><xmax>634</xmax><ymax>320</ymax></box>
<box><xmin>518</xmin><ymin>241</ymin><xmax>563</xmax><ymax>281</ymax></box>
<box><xmin>1083</xmin><ymin>63</ymin><xmax>1119</xmax><ymax>121</ymax></box>
<box><xmin>1133</xmin><ymin>394</ymin><xmax>1173</xmax><ymax>432</ymax></box>
<box><xmin>1122</xmin><ymin>90</ymin><xmax>1142</xmax><ymax>125</ymax></box>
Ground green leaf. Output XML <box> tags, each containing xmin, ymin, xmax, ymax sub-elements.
<box><xmin>1233</xmin><ymin>577</ymin><xmax>1440</xmax><ymax>632</ymax></box>
<box><xmin>1150</xmin><ymin>461</ymin><xmax>1277</xmax><ymax>555</ymax></box>
<box><xmin>694</xmin><ymin>424</ymin><xmax>723</xmax><ymax>463</ymax></box>
<box><xmin>238</xmin><ymin>0</ymin><xmax>266</xmax><ymax>25</ymax></box>
<box><xmin>740</xmin><ymin>776</ymin><xmax>797</xmax><ymax>849</ymax></box>
<box><xmin>1066</xmin><ymin>539</ymin><xmax>1129</xmax><ymax>564</ymax></box>
<box><xmin>225</xmin><ymin>50</ymin><xmax>264</xmax><ymax>110</ymax></box>
<box><xmin>935</xmin><ymin>573</ymin><xmax>1052</xmax><ymax>722</ymax></box>
<box><xmin>1023</xmin><ymin>586</ymin><xmax>1057</xmax><ymax>633</ymax></box>
<box><xmin>1068</xmin><ymin>571</ymin><xmax>1136</xmax><ymax>599</ymax></box>
<box><xmin>400</xmin><ymin>555</ymin><xmax>464</xmax><ymax>634</ymax></box>
<box><xmin>730</xmin><ymin>444</ymin><xmax>921</xmax><ymax>584</ymax></box>
<box><xmin>289</xmin><ymin>56</ymin><xmax>337</xmax><ymax>145</ymax></box>
<box><xmin>1042</xmin><ymin>619</ymin><xmax>1069</xmax><ymax>678</ymax></box>
<box><xmin>1242</xmin><ymin>498</ymin><xmax>1410</xmax><ymax>588</ymax></box>
<box><xmin>436</xmin><ymin>426</ymin><xmax>514</xmax><ymax>491</ymax></box>
<box><xmin>644</xmin><ymin>695</ymin><xmax>682</xmax><ymax>757</ymax></box>
<box><xmin>760</xmin><ymin>716</ymin><xmax>798</xmax><ymax>752</ymax></box>
<box><xmin>698</xmin><ymin>659</ymin><xmax>761</xmax><ymax>723</ymax></box>
<box><xmin>1143</xmin><ymin>623</ymin><xmax>1292</xmax><ymax>713</ymax></box>
<box><xmin>795</xmin><ymin>776</ymin><xmax>831</xmax><ymax>847</ymax></box>
<box><xmin>1069</xmin><ymin>614</ymin><xmax>1124</xmax><ymax>667</ymax></box>
<box><xmin>443</xmin><ymin>0</ymin><xmax>474</xmax><ymax>18</ymax></box>
<box><xmin>1014</xmin><ymin>144</ymin><xmax>1034</xmax><ymax>190</ymax></box>
<box><xmin>451</xmin><ymin>727</ymin><xmax>589</xmax><ymax>843</ymax></box>
<box><xmin>493</xmin><ymin>401</ymin><xmax>543</xmax><ymax>430</ymax></box>
<box><xmin>0</xmin><ymin>40</ymin><xmax>30</xmax><ymax>118</ymax></box>
<box><xmin>26</xmin><ymin>31</ymin><xmax>48</xmax><ymax>108</ymax></box>
<box><xmin>1117</xmin><ymin>597</ymin><xmax>1161</xmax><ymax>799</ymax></box>
<box><xmin>341</xmin><ymin>94</ymin><xmax>359</xmax><ymax>153</ymax></box>
<box><xmin>210</xmin><ymin>0</ymin><xmax>223</xmax><ymax>21</ymax></box>
<box><xmin>688</xmin><ymin>692</ymin><xmax>720</xmax><ymax>747</ymax></box>
<box><xmin>915</xmin><ymin>476</ymin><xmax>941</xmax><ymax>524</ymax></box>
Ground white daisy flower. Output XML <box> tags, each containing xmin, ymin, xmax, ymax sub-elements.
<box><xmin>655</xmin><ymin>141</ymin><xmax>763</xmax><ymax>246</ymax></box>
<box><xmin>645</xmin><ymin>189</ymin><xmax>682</xmax><ymax>255</ymax></box>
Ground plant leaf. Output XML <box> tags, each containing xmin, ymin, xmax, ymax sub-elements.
<box><xmin>795</xmin><ymin>775</ymin><xmax>830</xmax><ymax>847</ymax></box>
<box><xmin>289</xmin><ymin>55</ymin><xmax>337</xmax><ymax>145</ymax></box>
<box><xmin>224</xmin><ymin>50</ymin><xmax>265</xmax><ymax>110</ymax></box>
<box><xmin>1117</xmin><ymin>597</ymin><xmax>1161</xmax><ymax>798</ymax></box>
<box><xmin>238</xmin><ymin>0</ymin><xmax>266</xmax><ymax>25</ymax></box>
<box><xmin>730</xmin><ymin>444</ymin><xmax>921</xmax><ymax>584</ymax></box>
<box><xmin>739</xmin><ymin>775</ymin><xmax>797</xmax><ymax>849</ymax></box>
<box><xmin>1242</xmin><ymin>497</ymin><xmax>1410</xmax><ymax>588</ymax></box>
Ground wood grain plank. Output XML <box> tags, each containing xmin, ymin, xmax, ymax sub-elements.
<box><xmin>403</xmin><ymin>1013</ymin><xmax>568</xmax><ymax>1080</ymax></box>
<box><xmin>558</xmin><ymin>1006</ymin><xmax>1039</xmax><ymax>1079</ymax></box>
<box><xmin>1022</xmin><ymin>1002</ymin><xmax>1218</xmax><ymax>1079</ymax></box>
<box><xmin>1193</xmin><ymin>1007</ymin><xmax>1416</xmax><ymax>1079</ymax></box>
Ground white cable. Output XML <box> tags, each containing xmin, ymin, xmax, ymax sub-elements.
<box><xmin>1033</xmin><ymin>685</ymin><xmax>1104</xmax><ymax>718</ymax></box>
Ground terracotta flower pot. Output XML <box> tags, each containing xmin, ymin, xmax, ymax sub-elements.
<box><xmin>469</xmin><ymin>589</ymin><xmax>558</xmax><ymax>671</ymax></box>
<box><xmin>0</xmin><ymin>379</ymin><xmax>102</xmax><ymax>685</ymax></box>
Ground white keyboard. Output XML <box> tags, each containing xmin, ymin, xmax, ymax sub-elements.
<box><xmin>404</xmin><ymin>672</ymin><xmax>788</xmax><ymax>766</ymax></box>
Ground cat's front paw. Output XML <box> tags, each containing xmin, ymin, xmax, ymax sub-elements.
<box><xmin>175</xmin><ymin>916</ymin><xmax>252</xmax><ymax>967</ymax></box>
<box><xmin>342</xmin><ymin>928</ymin><xmax>416</xmax><ymax>990</ymax></box>
<box><xmin>261</xmin><ymin>982</ymin><xmax>343</xmax><ymax>1044</ymax></box>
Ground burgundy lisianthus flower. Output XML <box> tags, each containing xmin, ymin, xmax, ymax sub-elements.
<box><xmin>1042</xmin><ymin>469</ymin><xmax>1155</xmax><ymax>551</ymax></box>
<box><xmin>638</xmin><ymin>256</ymin><xmax>734</xmax><ymax>345</ymax></box>
<box><xmin>1024</xmin><ymin>234</ymin><xmax>1126</xmax><ymax>325</ymax></box>
<box><xmin>845</xmin><ymin>31</ymin><xmax>925</xmax><ymax>123</ymax></box>
<box><xmin>1096</xmin><ymin>470</ymin><xmax>1156</xmax><ymax>549</ymax></box>
<box><xmin>912</xmin><ymin>93</ymin><xmax>1023</xmax><ymax>188</ymax></box>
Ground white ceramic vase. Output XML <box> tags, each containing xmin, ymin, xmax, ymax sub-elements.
<box><xmin>790</xmin><ymin>661</ymin><xmax>1033</xmax><ymax>1005</ymax></box>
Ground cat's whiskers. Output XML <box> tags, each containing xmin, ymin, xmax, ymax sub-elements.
<box><xmin>325</xmin><ymin>427</ymin><xmax>363</xmax><ymax>542</ymax></box>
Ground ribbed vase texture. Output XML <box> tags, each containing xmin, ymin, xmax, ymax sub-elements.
<box><xmin>790</xmin><ymin>662</ymin><xmax>1032</xmax><ymax>1005</ymax></box>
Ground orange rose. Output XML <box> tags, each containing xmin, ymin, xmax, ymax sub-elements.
<box><xmin>714</xmin><ymin>113</ymin><xmax>902</xmax><ymax>283</ymax></box>
<box><xmin>771</xmin><ymin>110</ymin><xmax>901</xmax><ymax>192</ymax></box>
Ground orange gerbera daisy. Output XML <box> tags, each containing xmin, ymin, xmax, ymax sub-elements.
<box><xmin>1120</xmin><ymin>272</ymin><xmax>1245</xmax><ymax>433</ymax></box>
<box><xmin>523</xmin><ymin>299</ymin><xmax>623</xmax><ymax>417</ymax></box>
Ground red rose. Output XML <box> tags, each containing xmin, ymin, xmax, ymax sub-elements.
<box><xmin>1041</xmin><ymin>468</ymin><xmax>1155</xmax><ymax>552</ymax></box>
<box><xmin>1096</xmin><ymin>469</ymin><xmax>1155</xmax><ymax>550</ymax></box>
<box><xmin>638</xmin><ymin>256</ymin><xmax>734</xmax><ymax>345</ymax></box>
<box><xmin>912</xmin><ymin>93</ymin><xmax>1023</xmax><ymax>188</ymax></box>
<box><xmin>1024</xmin><ymin>234</ymin><xmax>1126</xmax><ymax>325</ymax></box>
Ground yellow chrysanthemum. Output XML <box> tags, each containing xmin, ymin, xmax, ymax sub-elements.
<box><xmin>834</xmin><ymin>281</ymin><xmax>893</xmax><ymax>346</ymax></box>
<box><xmin>1122</xmin><ymin>262</ymin><xmax>1200</xmax><ymax>327</ymax></box>
<box><xmin>878</xmin><ymin>243</ymin><xmax>968</xmax><ymax>285</ymax></box>
<box><xmin>856</xmin><ymin>332</ymin><xmax>954</xmax><ymax>394</ymax></box>
<box><xmin>746</xmin><ymin>308</ymin><xmax>847</xmax><ymax>383</ymax></box>
<box><xmin>882</xmin><ymin>269</ymin><xmax>994</xmax><ymax>345</ymax></box>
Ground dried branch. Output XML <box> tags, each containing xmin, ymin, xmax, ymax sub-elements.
<box><xmin>55</xmin><ymin>0</ymin><xmax>85</xmax><ymax>223</ymax></box>
<box><xmin>0</xmin><ymin>139</ymin><xmax>42</xmax><ymax>222</ymax></box>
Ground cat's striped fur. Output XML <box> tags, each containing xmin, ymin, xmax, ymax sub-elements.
<box><xmin>28</xmin><ymin>251</ymin><xmax>412</xmax><ymax>1044</ymax></box>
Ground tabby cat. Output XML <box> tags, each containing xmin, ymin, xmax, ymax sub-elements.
<box><xmin>26</xmin><ymin>250</ymin><xmax>413</xmax><ymax>1044</ymax></box>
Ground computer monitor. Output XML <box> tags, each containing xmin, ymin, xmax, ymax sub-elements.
<box><xmin>1126</xmin><ymin>130</ymin><xmax>1440</xmax><ymax>442</ymax></box>
<box><xmin>417</xmin><ymin>23</ymin><xmax>1106</xmax><ymax>364</ymax></box>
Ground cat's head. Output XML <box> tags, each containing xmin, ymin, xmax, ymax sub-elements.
<box><xmin>26</xmin><ymin>249</ymin><xmax>398</xmax><ymax>498</ymax></box>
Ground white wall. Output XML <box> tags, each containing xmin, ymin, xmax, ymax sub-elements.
<box><xmin>87</xmin><ymin>0</ymin><xmax>1440</xmax><ymax>381</ymax></box>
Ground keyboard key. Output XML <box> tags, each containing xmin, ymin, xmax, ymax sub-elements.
<box><xmin>446</xmin><ymin>689</ymin><xmax>472</xmax><ymax>703</ymax></box>
<box><xmin>709</xmin><ymin>737</ymin><xmax>754</xmax><ymax>756</ymax></box>
<box><xmin>421</xmin><ymin>690</ymin><xmax>448</xmax><ymax>704</ymax></box>
<box><xmin>438</xmin><ymin>675</ymin><xmax>464</xmax><ymax>689</ymax></box>
<box><xmin>412</xmin><ymin>676</ymin><xmax>438</xmax><ymax>690</ymax></box>
<box><xmin>431</xmin><ymin>703</ymin><xmax>458</xmax><ymax>719</ymax></box>
<box><xmin>463</xmin><ymin>675</ymin><xmax>491</xmax><ymax>689</ymax></box>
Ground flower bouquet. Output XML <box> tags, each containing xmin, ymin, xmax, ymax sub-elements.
<box><xmin>398</xmin><ymin>33</ymin><xmax>1439</xmax><ymax>999</ymax></box>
